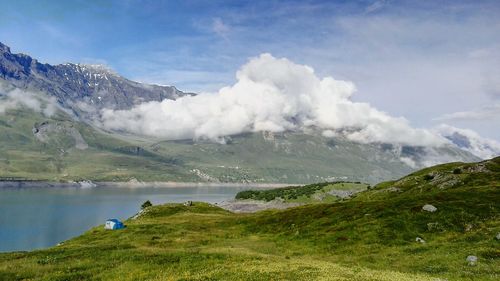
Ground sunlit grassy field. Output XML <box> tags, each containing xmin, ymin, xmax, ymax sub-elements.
<box><xmin>1</xmin><ymin>158</ymin><xmax>498</xmax><ymax>280</ymax></box>
<box><xmin>0</xmin><ymin>203</ymin><xmax>450</xmax><ymax>281</ymax></box>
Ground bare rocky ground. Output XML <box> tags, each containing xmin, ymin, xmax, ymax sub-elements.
<box><xmin>217</xmin><ymin>198</ymin><xmax>303</xmax><ymax>213</ymax></box>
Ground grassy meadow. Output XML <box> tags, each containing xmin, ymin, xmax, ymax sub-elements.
<box><xmin>0</xmin><ymin>157</ymin><xmax>498</xmax><ymax>280</ymax></box>
<box><xmin>235</xmin><ymin>181</ymin><xmax>369</xmax><ymax>203</ymax></box>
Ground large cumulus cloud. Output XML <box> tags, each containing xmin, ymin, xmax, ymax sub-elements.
<box><xmin>101</xmin><ymin>54</ymin><xmax>446</xmax><ymax>146</ymax></box>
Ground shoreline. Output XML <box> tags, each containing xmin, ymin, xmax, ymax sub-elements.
<box><xmin>0</xmin><ymin>180</ymin><xmax>299</xmax><ymax>189</ymax></box>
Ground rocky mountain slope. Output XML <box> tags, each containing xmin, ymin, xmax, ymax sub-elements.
<box><xmin>0</xmin><ymin>42</ymin><xmax>191</xmax><ymax>117</ymax></box>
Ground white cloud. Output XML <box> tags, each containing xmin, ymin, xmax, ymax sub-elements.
<box><xmin>434</xmin><ymin>124</ymin><xmax>500</xmax><ymax>159</ymax></box>
<box><xmin>0</xmin><ymin>85</ymin><xmax>58</xmax><ymax>117</ymax></box>
<box><xmin>97</xmin><ymin>2</ymin><xmax>500</xmax><ymax>144</ymax></box>
<box><xmin>399</xmin><ymin>157</ymin><xmax>417</xmax><ymax>169</ymax></box>
<box><xmin>101</xmin><ymin>54</ymin><xmax>446</xmax><ymax>147</ymax></box>
<box><xmin>434</xmin><ymin>104</ymin><xmax>500</xmax><ymax>122</ymax></box>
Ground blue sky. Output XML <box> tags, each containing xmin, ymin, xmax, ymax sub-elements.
<box><xmin>1</xmin><ymin>0</ymin><xmax>500</xmax><ymax>140</ymax></box>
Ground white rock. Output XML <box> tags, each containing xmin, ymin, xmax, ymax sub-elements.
<box><xmin>78</xmin><ymin>180</ymin><xmax>96</xmax><ymax>188</ymax></box>
<box><xmin>422</xmin><ymin>204</ymin><xmax>437</xmax><ymax>212</ymax></box>
<box><xmin>496</xmin><ymin>233</ymin><xmax>500</xmax><ymax>240</ymax></box>
<box><xmin>466</xmin><ymin>255</ymin><xmax>477</xmax><ymax>265</ymax></box>
<box><xmin>464</xmin><ymin>224</ymin><xmax>473</xmax><ymax>232</ymax></box>
<box><xmin>415</xmin><ymin>237</ymin><xmax>426</xmax><ymax>243</ymax></box>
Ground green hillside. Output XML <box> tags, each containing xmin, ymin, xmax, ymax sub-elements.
<box><xmin>0</xmin><ymin>102</ymin><xmax>481</xmax><ymax>184</ymax></box>
<box><xmin>0</xmin><ymin>104</ymin><xmax>418</xmax><ymax>184</ymax></box>
<box><xmin>235</xmin><ymin>181</ymin><xmax>369</xmax><ymax>203</ymax></box>
<box><xmin>1</xmin><ymin>158</ymin><xmax>498</xmax><ymax>280</ymax></box>
<box><xmin>0</xmin><ymin>108</ymin><xmax>196</xmax><ymax>182</ymax></box>
<box><xmin>149</xmin><ymin>132</ymin><xmax>417</xmax><ymax>183</ymax></box>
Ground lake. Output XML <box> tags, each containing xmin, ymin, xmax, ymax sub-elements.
<box><xmin>0</xmin><ymin>185</ymin><xmax>256</xmax><ymax>252</ymax></box>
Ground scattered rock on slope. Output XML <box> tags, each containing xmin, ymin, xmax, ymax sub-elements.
<box><xmin>327</xmin><ymin>189</ymin><xmax>356</xmax><ymax>199</ymax></box>
<box><xmin>33</xmin><ymin>121</ymin><xmax>88</xmax><ymax>150</ymax></box>
<box><xmin>422</xmin><ymin>204</ymin><xmax>437</xmax><ymax>212</ymax></box>
<box><xmin>466</xmin><ymin>255</ymin><xmax>478</xmax><ymax>266</ymax></box>
<box><xmin>415</xmin><ymin>237</ymin><xmax>426</xmax><ymax>243</ymax></box>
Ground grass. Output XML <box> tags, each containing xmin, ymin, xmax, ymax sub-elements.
<box><xmin>235</xmin><ymin>181</ymin><xmax>369</xmax><ymax>203</ymax></box>
<box><xmin>0</xmin><ymin>203</ymin><xmax>443</xmax><ymax>281</ymax></box>
<box><xmin>0</xmin><ymin>157</ymin><xmax>498</xmax><ymax>280</ymax></box>
<box><xmin>0</xmin><ymin>108</ymin><xmax>197</xmax><ymax>182</ymax></box>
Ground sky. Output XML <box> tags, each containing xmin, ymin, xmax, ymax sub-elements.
<box><xmin>1</xmin><ymin>0</ymin><xmax>499</xmax><ymax>141</ymax></box>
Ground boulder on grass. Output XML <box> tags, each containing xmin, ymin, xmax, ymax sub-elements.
<box><xmin>415</xmin><ymin>237</ymin><xmax>426</xmax><ymax>243</ymax></box>
<box><xmin>422</xmin><ymin>204</ymin><xmax>437</xmax><ymax>212</ymax></box>
<box><xmin>466</xmin><ymin>255</ymin><xmax>477</xmax><ymax>266</ymax></box>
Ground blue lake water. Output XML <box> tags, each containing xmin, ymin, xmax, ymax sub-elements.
<box><xmin>0</xmin><ymin>185</ymin><xmax>253</xmax><ymax>252</ymax></box>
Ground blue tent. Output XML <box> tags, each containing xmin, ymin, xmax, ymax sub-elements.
<box><xmin>104</xmin><ymin>219</ymin><xmax>124</xmax><ymax>230</ymax></box>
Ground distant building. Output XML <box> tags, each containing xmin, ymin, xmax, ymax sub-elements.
<box><xmin>104</xmin><ymin>219</ymin><xmax>124</xmax><ymax>230</ymax></box>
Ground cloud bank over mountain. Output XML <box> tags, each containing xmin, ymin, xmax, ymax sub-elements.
<box><xmin>1</xmin><ymin>50</ymin><xmax>498</xmax><ymax>161</ymax></box>
<box><xmin>0</xmin><ymin>85</ymin><xmax>58</xmax><ymax>117</ymax></box>
<box><xmin>435</xmin><ymin>124</ymin><xmax>500</xmax><ymax>159</ymax></box>
<box><xmin>101</xmin><ymin>54</ymin><xmax>445</xmax><ymax>147</ymax></box>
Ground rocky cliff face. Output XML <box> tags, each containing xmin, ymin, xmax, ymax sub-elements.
<box><xmin>0</xmin><ymin>42</ymin><xmax>192</xmax><ymax>117</ymax></box>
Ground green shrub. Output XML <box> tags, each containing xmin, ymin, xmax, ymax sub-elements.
<box><xmin>235</xmin><ymin>182</ymin><xmax>333</xmax><ymax>202</ymax></box>
<box><xmin>423</xmin><ymin>174</ymin><xmax>434</xmax><ymax>181</ymax></box>
<box><xmin>141</xmin><ymin>200</ymin><xmax>153</xmax><ymax>210</ymax></box>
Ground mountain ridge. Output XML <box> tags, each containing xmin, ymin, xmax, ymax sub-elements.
<box><xmin>0</xmin><ymin>41</ymin><xmax>192</xmax><ymax>117</ymax></box>
<box><xmin>0</xmin><ymin>42</ymin><xmax>485</xmax><ymax>184</ymax></box>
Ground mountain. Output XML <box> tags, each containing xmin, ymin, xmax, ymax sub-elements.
<box><xmin>147</xmin><ymin>131</ymin><xmax>479</xmax><ymax>183</ymax></box>
<box><xmin>0</xmin><ymin>42</ymin><xmax>192</xmax><ymax>117</ymax></box>
<box><xmin>435</xmin><ymin>124</ymin><xmax>500</xmax><ymax>160</ymax></box>
<box><xmin>0</xmin><ymin>107</ymin><xmax>198</xmax><ymax>183</ymax></box>
<box><xmin>0</xmin><ymin>42</ymin><xmax>482</xmax><ymax>184</ymax></box>
<box><xmin>0</xmin><ymin>103</ymin><xmax>479</xmax><ymax>184</ymax></box>
<box><xmin>1</xmin><ymin>158</ymin><xmax>498</xmax><ymax>279</ymax></box>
